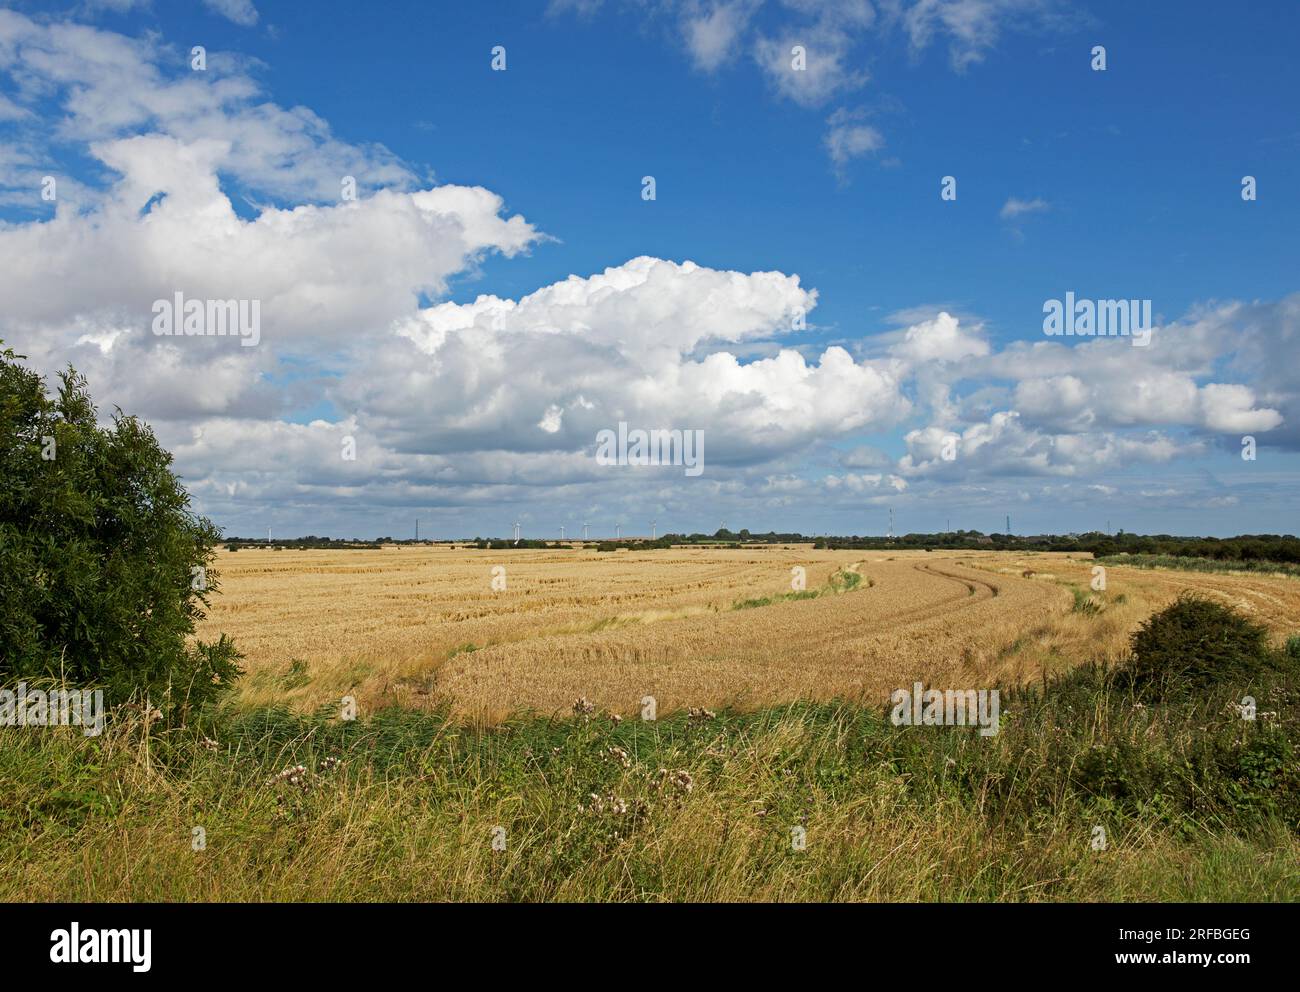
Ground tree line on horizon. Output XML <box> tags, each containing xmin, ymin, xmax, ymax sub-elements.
<box><xmin>221</xmin><ymin>528</ymin><xmax>1300</xmax><ymax>563</ymax></box>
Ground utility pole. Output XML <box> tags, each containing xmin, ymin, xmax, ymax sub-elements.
<box><xmin>1006</xmin><ymin>514</ymin><xmax>1011</xmax><ymax>535</ymax></box>
<box><xmin>888</xmin><ymin>508</ymin><xmax>894</xmax><ymax>540</ymax></box>
<box><xmin>415</xmin><ymin>518</ymin><xmax>419</xmax><ymax>542</ymax></box>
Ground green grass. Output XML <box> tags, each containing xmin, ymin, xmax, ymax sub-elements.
<box><xmin>830</xmin><ymin>568</ymin><xmax>864</xmax><ymax>592</ymax></box>
<box><xmin>733</xmin><ymin>590</ymin><xmax>822</xmax><ymax>610</ymax></box>
<box><xmin>279</xmin><ymin>658</ymin><xmax>311</xmax><ymax>689</ymax></box>
<box><xmin>1070</xmin><ymin>586</ymin><xmax>1104</xmax><ymax>615</ymax></box>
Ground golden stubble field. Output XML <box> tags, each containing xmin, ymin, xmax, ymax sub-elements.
<box><xmin>198</xmin><ymin>545</ymin><xmax>1300</xmax><ymax>723</ymax></box>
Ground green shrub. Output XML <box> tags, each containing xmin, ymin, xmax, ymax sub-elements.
<box><xmin>0</xmin><ymin>343</ymin><xmax>241</xmax><ymax>722</ymax></box>
<box><xmin>1120</xmin><ymin>594</ymin><xmax>1280</xmax><ymax>700</ymax></box>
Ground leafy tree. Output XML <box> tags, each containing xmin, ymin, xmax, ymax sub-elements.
<box><xmin>0</xmin><ymin>342</ymin><xmax>241</xmax><ymax>722</ymax></box>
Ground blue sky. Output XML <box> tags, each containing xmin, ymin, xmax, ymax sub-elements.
<box><xmin>2</xmin><ymin>0</ymin><xmax>1298</xmax><ymax>538</ymax></box>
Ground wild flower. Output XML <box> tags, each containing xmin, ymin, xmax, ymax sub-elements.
<box><xmin>658</xmin><ymin>768</ymin><xmax>694</xmax><ymax>793</ymax></box>
<box><xmin>583</xmin><ymin>792</ymin><xmax>630</xmax><ymax>816</ymax></box>
<box><xmin>1225</xmin><ymin>700</ymin><xmax>1273</xmax><ymax>720</ymax></box>
<box><xmin>270</xmin><ymin>764</ymin><xmax>311</xmax><ymax>791</ymax></box>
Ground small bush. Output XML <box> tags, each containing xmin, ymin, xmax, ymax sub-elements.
<box><xmin>1120</xmin><ymin>594</ymin><xmax>1281</xmax><ymax>700</ymax></box>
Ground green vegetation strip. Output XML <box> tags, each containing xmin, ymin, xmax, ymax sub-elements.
<box><xmin>732</xmin><ymin>566</ymin><xmax>865</xmax><ymax>610</ymax></box>
<box><xmin>1097</xmin><ymin>553</ymin><xmax>1300</xmax><ymax>580</ymax></box>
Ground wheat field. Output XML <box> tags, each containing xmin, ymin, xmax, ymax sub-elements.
<box><xmin>198</xmin><ymin>546</ymin><xmax>1300</xmax><ymax>723</ymax></box>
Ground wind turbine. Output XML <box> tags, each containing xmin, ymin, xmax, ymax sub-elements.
<box><xmin>560</xmin><ymin>525</ymin><xmax>565</xmax><ymax>540</ymax></box>
<box><xmin>512</xmin><ymin>520</ymin><xmax>521</xmax><ymax>543</ymax></box>
<box><xmin>650</xmin><ymin>519</ymin><xmax>657</xmax><ymax>540</ymax></box>
<box><xmin>582</xmin><ymin>522</ymin><xmax>589</xmax><ymax>541</ymax></box>
<box><xmin>615</xmin><ymin>523</ymin><xmax>621</xmax><ymax>540</ymax></box>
